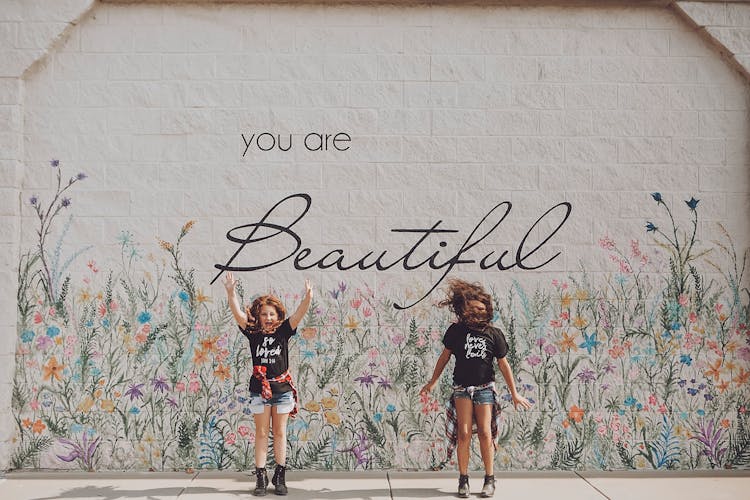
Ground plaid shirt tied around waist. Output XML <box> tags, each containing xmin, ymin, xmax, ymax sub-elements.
<box><xmin>252</xmin><ymin>365</ymin><xmax>298</xmax><ymax>418</ymax></box>
<box><xmin>445</xmin><ymin>381</ymin><xmax>502</xmax><ymax>462</ymax></box>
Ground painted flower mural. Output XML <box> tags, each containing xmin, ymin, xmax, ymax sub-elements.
<box><xmin>12</xmin><ymin>165</ymin><xmax>750</xmax><ymax>471</ymax></box>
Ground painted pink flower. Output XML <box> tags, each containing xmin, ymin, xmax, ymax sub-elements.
<box><xmin>238</xmin><ymin>426</ymin><xmax>250</xmax><ymax>437</ymax></box>
<box><xmin>225</xmin><ymin>433</ymin><xmax>236</xmax><ymax>445</ymax></box>
<box><xmin>35</xmin><ymin>335</ymin><xmax>53</xmax><ymax>351</ymax></box>
<box><xmin>678</xmin><ymin>295</ymin><xmax>688</xmax><ymax>307</ymax></box>
<box><xmin>598</xmin><ymin>236</ymin><xmax>615</xmax><ymax>250</ymax></box>
<box><xmin>34</xmin><ymin>312</ymin><xmax>43</xmax><ymax>324</ymax></box>
<box><xmin>30</xmin><ymin>399</ymin><xmax>40</xmax><ymax>411</ymax></box>
<box><xmin>188</xmin><ymin>380</ymin><xmax>200</xmax><ymax>393</ymax></box>
<box><xmin>689</xmin><ymin>312</ymin><xmax>697</xmax><ymax>323</ymax></box>
<box><xmin>362</xmin><ymin>307</ymin><xmax>373</xmax><ymax>318</ymax></box>
<box><xmin>526</xmin><ymin>355</ymin><xmax>542</xmax><ymax>367</ymax></box>
<box><xmin>648</xmin><ymin>394</ymin><xmax>657</xmax><ymax>406</ymax></box>
<box><xmin>597</xmin><ymin>425</ymin><xmax>607</xmax><ymax>436</ymax></box>
<box><xmin>175</xmin><ymin>382</ymin><xmax>186</xmax><ymax>392</ymax></box>
<box><xmin>544</xmin><ymin>344</ymin><xmax>557</xmax><ymax>356</ymax></box>
<box><xmin>350</xmin><ymin>298</ymin><xmax>362</xmax><ymax>309</ymax></box>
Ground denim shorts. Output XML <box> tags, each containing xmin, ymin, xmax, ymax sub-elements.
<box><xmin>453</xmin><ymin>386</ymin><xmax>495</xmax><ymax>405</ymax></box>
<box><xmin>248</xmin><ymin>391</ymin><xmax>294</xmax><ymax>414</ymax></box>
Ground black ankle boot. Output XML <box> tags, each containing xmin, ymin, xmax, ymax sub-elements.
<box><xmin>254</xmin><ymin>467</ymin><xmax>268</xmax><ymax>496</ymax></box>
<box><xmin>272</xmin><ymin>464</ymin><xmax>288</xmax><ymax>495</ymax></box>
<box><xmin>458</xmin><ymin>474</ymin><xmax>470</xmax><ymax>498</ymax></box>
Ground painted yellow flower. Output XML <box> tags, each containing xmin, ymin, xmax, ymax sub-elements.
<box><xmin>558</xmin><ymin>331</ymin><xmax>578</xmax><ymax>352</ymax></box>
<box><xmin>572</xmin><ymin>315</ymin><xmax>588</xmax><ymax>328</ymax></box>
<box><xmin>158</xmin><ymin>239</ymin><xmax>173</xmax><ymax>251</ymax></box>
<box><xmin>321</xmin><ymin>397</ymin><xmax>337</xmax><ymax>409</ymax></box>
<box><xmin>324</xmin><ymin>411</ymin><xmax>341</xmax><ymax>426</ymax></box>
<box><xmin>304</xmin><ymin>401</ymin><xmax>321</xmax><ymax>413</ymax></box>
<box><xmin>182</xmin><ymin>220</ymin><xmax>196</xmax><ymax>234</ymax></box>
<box><xmin>100</xmin><ymin>399</ymin><xmax>115</xmax><ymax>412</ymax></box>
<box><xmin>575</xmin><ymin>289</ymin><xmax>589</xmax><ymax>301</ymax></box>
<box><xmin>344</xmin><ymin>316</ymin><xmax>359</xmax><ymax>330</ymax></box>
<box><xmin>76</xmin><ymin>397</ymin><xmax>95</xmax><ymax>413</ymax></box>
<box><xmin>560</xmin><ymin>293</ymin><xmax>572</xmax><ymax>308</ymax></box>
<box><xmin>78</xmin><ymin>290</ymin><xmax>91</xmax><ymax>302</ymax></box>
<box><xmin>196</xmin><ymin>290</ymin><xmax>211</xmax><ymax>303</ymax></box>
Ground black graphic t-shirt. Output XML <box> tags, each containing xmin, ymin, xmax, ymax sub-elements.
<box><xmin>240</xmin><ymin>318</ymin><xmax>296</xmax><ymax>395</ymax></box>
<box><xmin>443</xmin><ymin>322</ymin><xmax>509</xmax><ymax>387</ymax></box>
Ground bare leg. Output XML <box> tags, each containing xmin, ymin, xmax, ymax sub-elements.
<box><xmin>454</xmin><ymin>397</ymin><xmax>474</xmax><ymax>475</ymax></box>
<box><xmin>253</xmin><ymin>407</ymin><xmax>272</xmax><ymax>468</ymax></box>
<box><xmin>473</xmin><ymin>403</ymin><xmax>494</xmax><ymax>476</ymax></box>
<box><xmin>271</xmin><ymin>407</ymin><xmax>289</xmax><ymax>465</ymax></box>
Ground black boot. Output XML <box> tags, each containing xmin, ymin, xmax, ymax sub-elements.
<box><xmin>254</xmin><ymin>467</ymin><xmax>268</xmax><ymax>496</ymax></box>
<box><xmin>272</xmin><ymin>464</ymin><xmax>288</xmax><ymax>495</ymax></box>
<box><xmin>481</xmin><ymin>474</ymin><xmax>495</xmax><ymax>497</ymax></box>
<box><xmin>457</xmin><ymin>474</ymin><xmax>470</xmax><ymax>498</ymax></box>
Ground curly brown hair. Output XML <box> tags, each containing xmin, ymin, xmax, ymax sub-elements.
<box><xmin>245</xmin><ymin>295</ymin><xmax>286</xmax><ymax>333</ymax></box>
<box><xmin>437</xmin><ymin>278</ymin><xmax>494</xmax><ymax>330</ymax></box>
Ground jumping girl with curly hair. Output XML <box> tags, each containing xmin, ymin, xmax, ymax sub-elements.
<box><xmin>421</xmin><ymin>278</ymin><xmax>531</xmax><ymax>498</ymax></box>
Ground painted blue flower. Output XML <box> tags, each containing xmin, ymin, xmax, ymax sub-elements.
<box><xmin>687</xmin><ymin>388</ymin><xmax>699</xmax><ymax>396</ymax></box>
<box><xmin>697</xmin><ymin>383</ymin><xmax>706</xmax><ymax>390</ymax></box>
<box><xmin>617</xmin><ymin>409</ymin><xmax>625</xmax><ymax>416</ymax></box>
<box><xmin>386</xmin><ymin>404</ymin><xmax>396</xmax><ymax>413</ymax></box>
<box><xmin>685</xmin><ymin>197</ymin><xmax>699</xmax><ymax>210</ymax></box>
<box><xmin>679</xmin><ymin>355</ymin><xmax>692</xmax><ymax>366</ymax></box>
<box><xmin>85</xmin><ymin>320</ymin><xmax>94</xmax><ymax>328</ymax></box>
<box><xmin>636</xmin><ymin>403</ymin><xmax>643</xmax><ymax>411</ymax></box>
<box><xmin>624</xmin><ymin>396</ymin><xmax>637</xmax><ymax>407</ymax></box>
<box><xmin>302</xmin><ymin>350</ymin><xmax>315</xmax><ymax>360</ymax></box>
<box><xmin>671</xmin><ymin>322</ymin><xmax>681</xmax><ymax>331</ymax></box>
<box><xmin>46</xmin><ymin>326</ymin><xmax>60</xmax><ymax>338</ymax></box>
<box><xmin>645</xmin><ymin>222</ymin><xmax>658</xmax><ymax>233</ymax></box>
<box><xmin>578</xmin><ymin>331</ymin><xmax>599</xmax><ymax>354</ymax></box>
<box><xmin>129</xmin><ymin>407</ymin><xmax>140</xmax><ymax>415</ymax></box>
<box><xmin>615</xmin><ymin>274</ymin><xmax>628</xmax><ymax>285</ymax></box>
<box><xmin>50</xmin><ymin>159</ymin><xmax>60</xmax><ymax>168</ymax></box>
<box><xmin>70</xmin><ymin>423</ymin><xmax>83</xmax><ymax>434</ymax></box>
<box><xmin>178</xmin><ymin>290</ymin><xmax>189</xmax><ymax>302</ymax></box>
<box><xmin>29</xmin><ymin>195</ymin><xmax>38</xmax><ymax>206</ymax></box>
<box><xmin>101</xmin><ymin>318</ymin><xmax>110</xmax><ymax>328</ymax></box>
<box><xmin>137</xmin><ymin>311</ymin><xmax>151</xmax><ymax>324</ymax></box>
<box><xmin>697</xmin><ymin>409</ymin><xmax>705</xmax><ymax>416</ymax></box>
<box><xmin>21</xmin><ymin>330</ymin><xmax>35</xmax><ymax>343</ymax></box>
<box><xmin>373</xmin><ymin>413</ymin><xmax>382</xmax><ymax>423</ymax></box>
<box><xmin>651</xmin><ymin>192</ymin><xmax>663</xmax><ymax>203</ymax></box>
<box><xmin>704</xmin><ymin>394</ymin><xmax>714</xmax><ymax>401</ymax></box>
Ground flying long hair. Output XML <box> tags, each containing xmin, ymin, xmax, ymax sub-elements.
<box><xmin>437</xmin><ymin>278</ymin><xmax>493</xmax><ymax>330</ymax></box>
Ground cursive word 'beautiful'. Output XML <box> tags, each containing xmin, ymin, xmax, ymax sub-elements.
<box><xmin>211</xmin><ymin>194</ymin><xmax>572</xmax><ymax>309</ymax></box>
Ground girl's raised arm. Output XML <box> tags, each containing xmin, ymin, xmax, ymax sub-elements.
<box><xmin>224</xmin><ymin>272</ymin><xmax>249</xmax><ymax>329</ymax></box>
<box><xmin>288</xmin><ymin>279</ymin><xmax>313</xmax><ymax>330</ymax></box>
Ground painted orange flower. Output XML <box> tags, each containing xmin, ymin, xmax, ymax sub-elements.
<box><xmin>32</xmin><ymin>419</ymin><xmax>46</xmax><ymax>434</ymax></box>
<box><xmin>213</xmin><ymin>363</ymin><xmax>230</xmax><ymax>381</ymax></box>
<box><xmin>195</xmin><ymin>290</ymin><xmax>211</xmax><ymax>304</ymax></box>
<box><xmin>201</xmin><ymin>336</ymin><xmax>219</xmax><ymax>353</ymax></box>
<box><xmin>705</xmin><ymin>358</ymin><xmax>722</xmax><ymax>382</ymax></box>
<box><xmin>717</xmin><ymin>379</ymin><xmax>730</xmax><ymax>393</ymax></box>
<box><xmin>559</xmin><ymin>331</ymin><xmax>578</xmax><ymax>352</ymax></box>
<box><xmin>321</xmin><ymin>397</ymin><xmax>337</xmax><ymax>409</ymax></box>
<box><xmin>193</xmin><ymin>348</ymin><xmax>208</xmax><ymax>365</ymax></box>
<box><xmin>324</xmin><ymin>411</ymin><xmax>341</xmax><ymax>426</ymax></box>
<box><xmin>100</xmin><ymin>399</ymin><xmax>115</xmax><ymax>413</ymax></box>
<box><xmin>733</xmin><ymin>368</ymin><xmax>749</xmax><ymax>386</ymax></box>
<box><xmin>76</xmin><ymin>397</ymin><xmax>95</xmax><ymax>413</ymax></box>
<box><xmin>42</xmin><ymin>356</ymin><xmax>64</xmax><ymax>382</ymax></box>
<box><xmin>572</xmin><ymin>315</ymin><xmax>588</xmax><ymax>329</ymax></box>
<box><xmin>304</xmin><ymin>401</ymin><xmax>321</xmax><ymax>413</ymax></box>
<box><xmin>568</xmin><ymin>405</ymin><xmax>585</xmax><ymax>424</ymax></box>
<box><xmin>344</xmin><ymin>316</ymin><xmax>359</xmax><ymax>330</ymax></box>
<box><xmin>22</xmin><ymin>418</ymin><xmax>32</xmax><ymax>429</ymax></box>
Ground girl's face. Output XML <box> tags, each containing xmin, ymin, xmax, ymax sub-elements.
<box><xmin>259</xmin><ymin>304</ymin><xmax>279</xmax><ymax>330</ymax></box>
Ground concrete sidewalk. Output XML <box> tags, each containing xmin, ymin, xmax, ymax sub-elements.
<box><xmin>1</xmin><ymin>470</ymin><xmax>749</xmax><ymax>500</ymax></box>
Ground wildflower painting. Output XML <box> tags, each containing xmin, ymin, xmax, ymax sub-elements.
<box><xmin>12</xmin><ymin>167</ymin><xmax>750</xmax><ymax>470</ymax></box>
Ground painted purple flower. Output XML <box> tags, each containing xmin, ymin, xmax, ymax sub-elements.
<box><xmin>377</xmin><ymin>377</ymin><xmax>392</xmax><ymax>390</ymax></box>
<box><xmin>76</xmin><ymin>172</ymin><xmax>87</xmax><ymax>181</ymax></box>
<box><xmin>124</xmin><ymin>383</ymin><xmax>145</xmax><ymax>401</ymax></box>
<box><xmin>577</xmin><ymin>368</ymin><xmax>596</xmax><ymax>383</ymax></box>
<box><xmin>166</xmin><ymin>397</ymin><xmax>178</xmax><ymax>408</ymax></box>
<box><xmin>338</xmin><ymin>281</ymin><xmax>347</xmax><ymax>293</ymax></box>
<box><xmin>35</xmin><ymin>335</ymin><xmax>53</xmax><ymax>351</ymax></box>
<box><xmin>50</xmin><ymin>159</ymin><xmax>60</xmax><ymax>168</ymax></box>
<box><xmin>56</xmin><ymin>434</ymin><xmax>100</xmax><ymax>471</ymax></box>
<box><xmin>355</xmin><ymin>373</ymin><xmax>377</xmax><ymax>387</ymax></box>
<box><xmin>535</xmin><ymin>337</ymin><xmax>546</xmax><ymax>347</ymax></box>
<box><xmin>61</xmin><ymin>197</ymin><xmax>71</xmax><ymax>208</ymax></box>
<box><xmin>340</xmin><ymin>430</ymin><xmax>371</xmax><ymax>469</ymax></box>
<box><xmin>691</xmin><ymin>419</ymin><xmax>727</xmax><ymax>468</ymax></box>
<box><xmin>543</xmin><ymin>343</ymin><xmax>557</xmax><ymax>356</ymax></box>
<box><xmin>151</xmin><ymin>376</ymin><xmax>169</xmax><ymax>393</ymax></box>
<box><xmin>29</xmin><ymin>195</ymin><xmax>38</xmax><ymax>206</ymax></box>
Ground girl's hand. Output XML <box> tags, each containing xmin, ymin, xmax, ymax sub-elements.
<box><xmin>419</xmin><ymin>381</ymin><xmax>436</xmax><ymax>397</ymax></box>
<box><xmin>304</xmin><ymin>279</ymin><xmax>313</xmax><ymax>299</ymax></box>
<box><xmin>223</xmin><ymin>272</ymin><xmax>237</xmax><ymax>293</ymax></box>
<box><xmin>512</xmin><ymin>394</ymin><xmax>532</xmax><ymax>410</ymax></box>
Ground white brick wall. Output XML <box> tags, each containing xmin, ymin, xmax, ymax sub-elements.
<box><xmin>1</xmin><ymin>0</ymin><xmax>750</xmax><ymax>472</ymax></box>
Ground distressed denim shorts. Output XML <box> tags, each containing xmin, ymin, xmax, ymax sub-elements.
<box><xmin>248</xmin><ymin>391</ymin><xmax>294</xmax><ymax>414</ymax></box>
<box><xmin>453</xmin><ymin>386</ymin><xmax>495</xmax><ymax>405</ymax></box>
